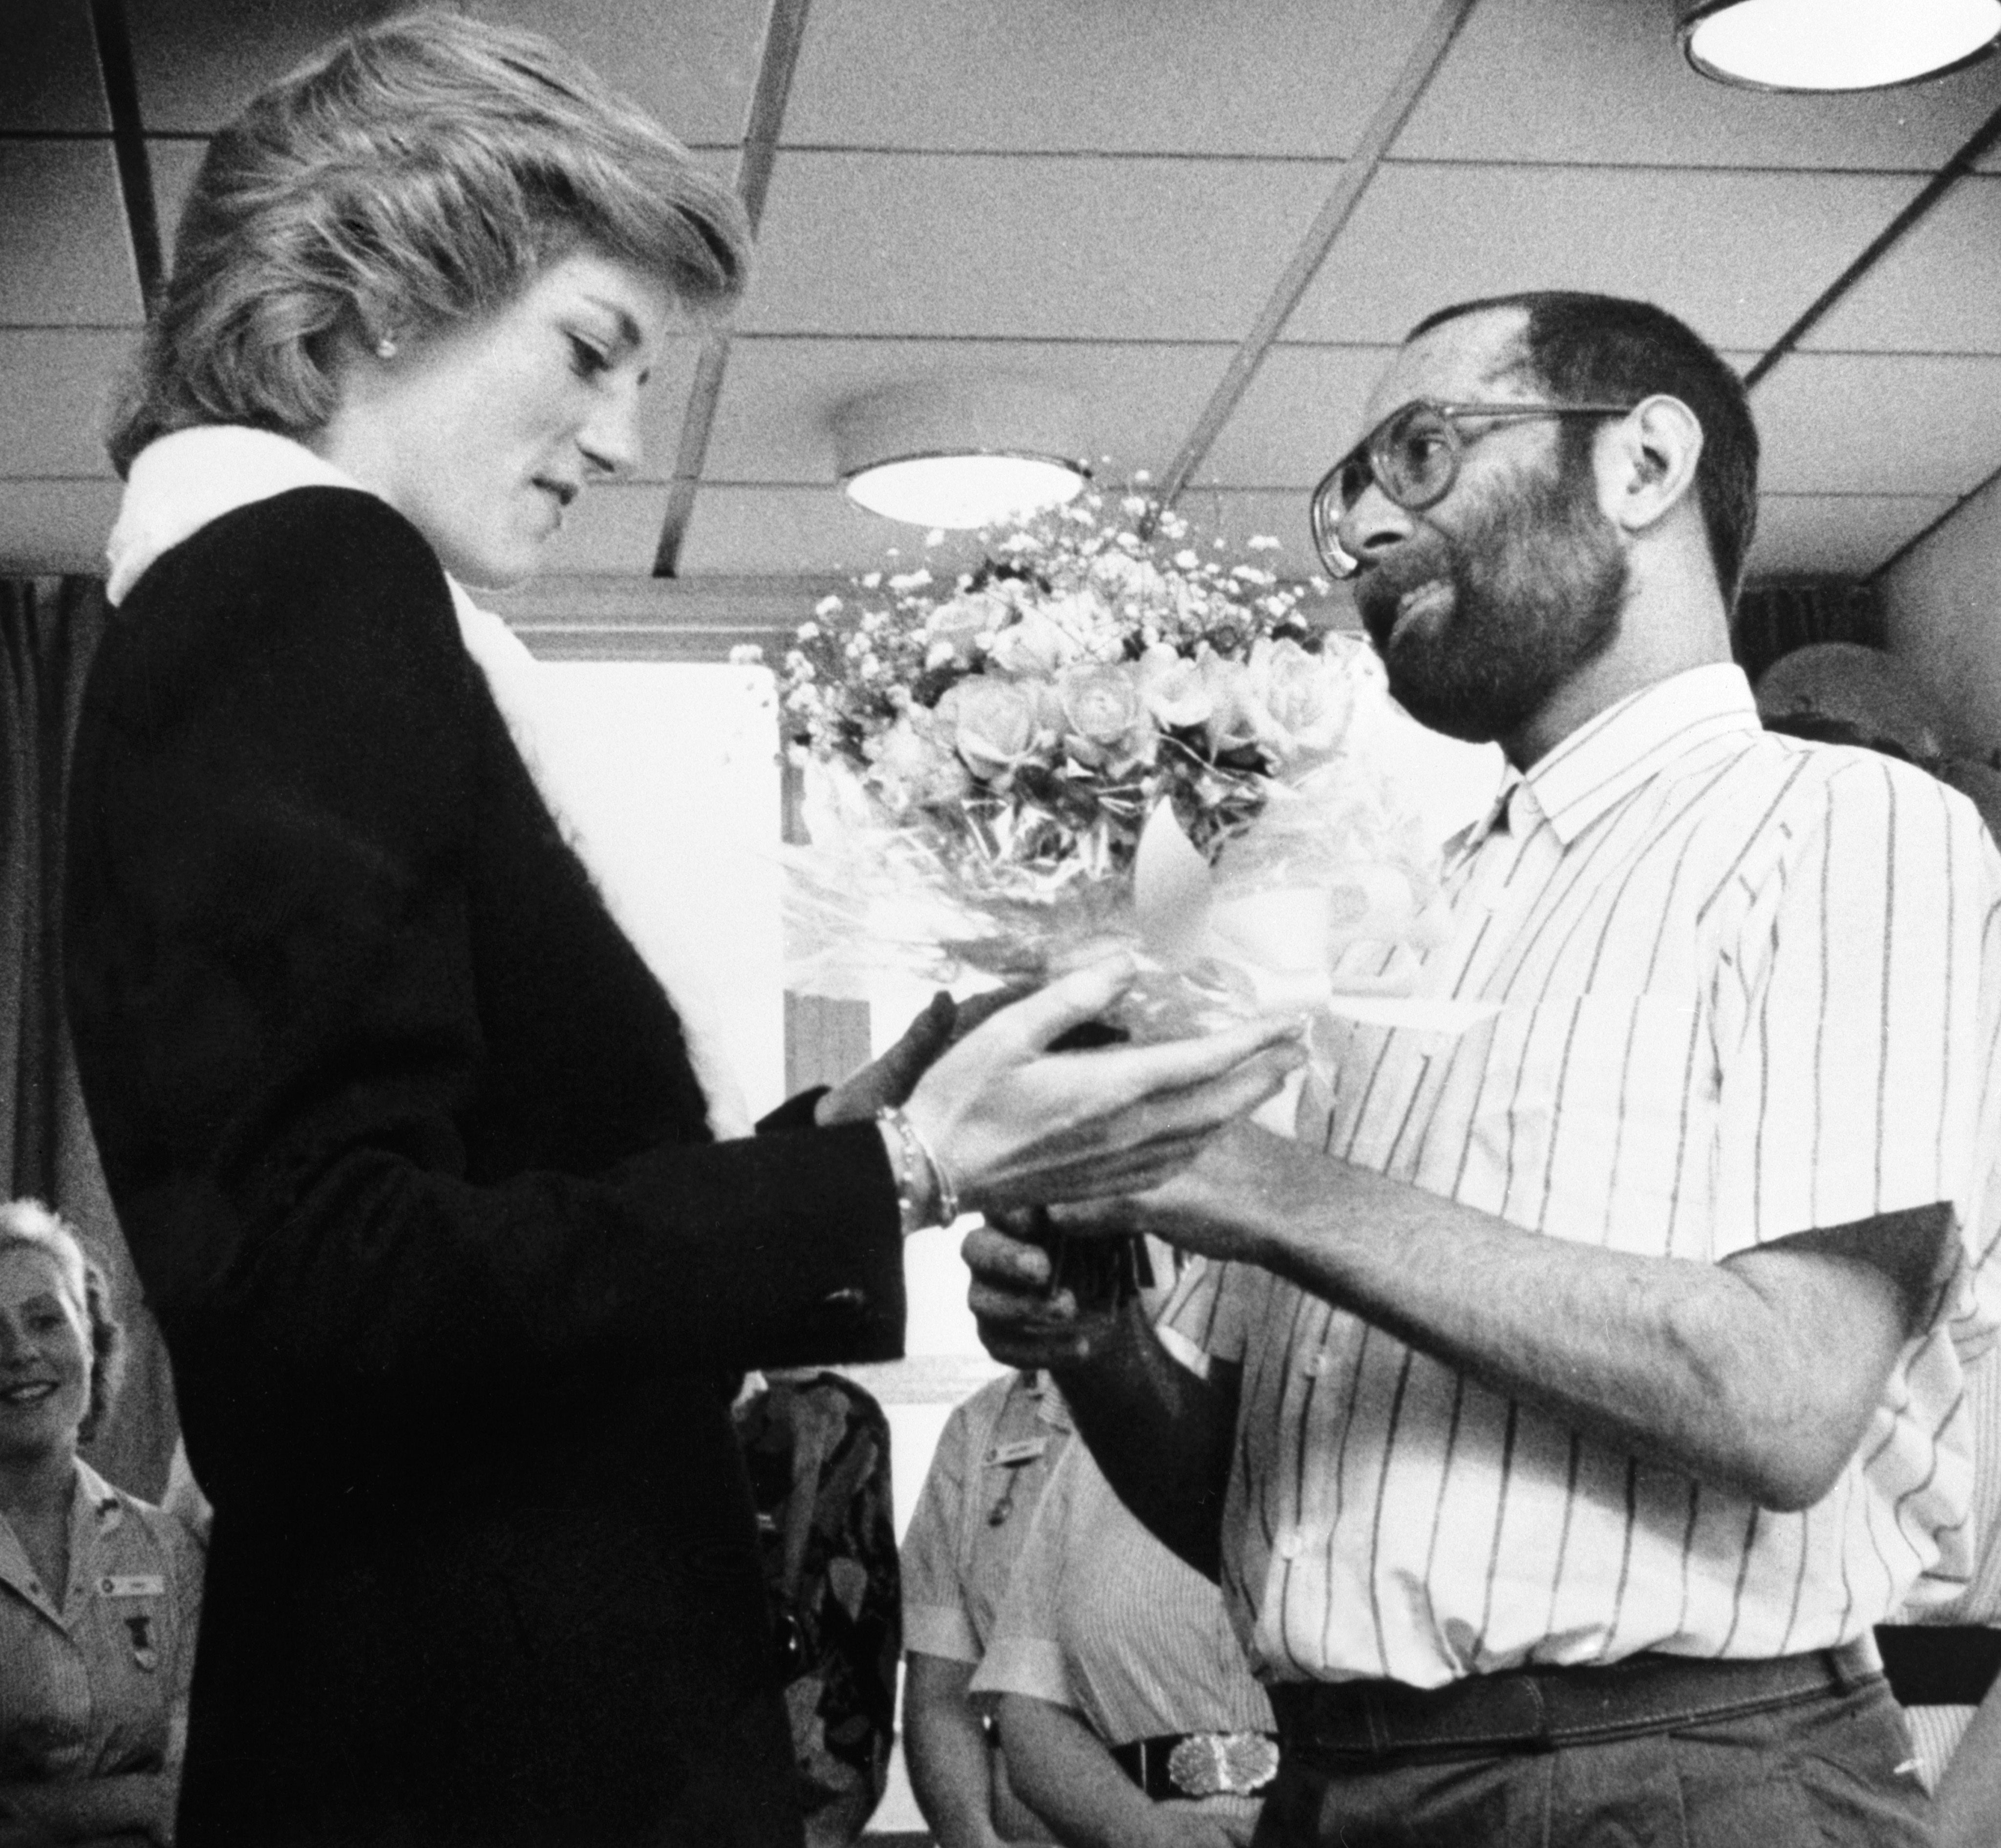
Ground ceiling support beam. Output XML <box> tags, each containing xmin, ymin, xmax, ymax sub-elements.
<box><xmin>652</xmin><ymin>0</ymin><xmax>814</xmax><ymax>577</ymax></box>
<box><xmin>1148</xmin><ymin>0</ymin><xmax>1481</xmax><ymax>521</ymax></box>
<box><xmin>87</xmin><ymin>0</ymin><xmax>163</xmax><ymax>312</ymax></box>
<box><xmin>1745</xmin><ymin>97</ymin><xmax>2001</xmax><ymax>392</ymax></box>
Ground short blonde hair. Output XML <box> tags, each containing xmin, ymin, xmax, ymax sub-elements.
<box><xmin>0</xmin><ymin>1199</ymin><xmax>125</xmax><ymax>1442</ymax></box>
<box><xmin>109</xmin><ymin>8</ymin><xmax>751</xmax><ymax>474</ymax></box>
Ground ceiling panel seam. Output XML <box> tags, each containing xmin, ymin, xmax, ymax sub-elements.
<box><xmin>652</xmin><ymin>0</ymin><xmax>812</xmax><ymax>578</ymax></box>
<box><xmin>1150</xmin><ymin>0</ymin><xmax>1481</xmax><ymax>520</ymax></box>
<box><xmin>1869</xmin><ymin>455</ymin><xmax>2001</xmax><ymax>584</ymax></box>
<box><xmin>1746</xmin><ymin>99</ymin><xmax>2001</xmax><ymax>392</ymax></box>
<box><xmin>85</xmin><ymin>0</ymin><xmax>161</xmax><ymax>312</ymax></box>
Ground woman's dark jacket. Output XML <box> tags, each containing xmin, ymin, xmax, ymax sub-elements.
<box><xmin>63</xmin><ymin>487</ymin><xmax>907</xmax><ymax>1848</ymax></box>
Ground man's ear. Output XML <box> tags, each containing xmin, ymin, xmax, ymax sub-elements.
<box><xmin>1597</xmin><ymin>395</ymin><xmax>1703</xmax><ymax>536</ymax></box>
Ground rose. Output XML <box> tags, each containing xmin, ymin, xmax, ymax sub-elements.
<box><xmin>865</xmin><ymin>715</ymin><xmax>973</xmax><ymax>810</ymax></box>
<box><xmin>985</xmin><ymin>608</ymin><xmax>1083</xmax><ymax>677</ymax></box>
<box><xmin>1135</xmin><ymin>644</ymin><xmax>1214</xmax><ymax>732</ymax></box>
<box><xmin>934</xmin><ymin>677</ymin><xmax>1047</xmax><ymax>783</ymax></box>
<box><xmin>1196</xmin><ymin>654</ymin><xmax>1259</xmax><ymax>755</ymax></box>
<box><xmin>1241</xmin><ymin>637</ymin><xmax>1353</xmax><ymax>764</ymax></box>
<box><xmin>923</xmin><ymin>590</ymin><xmax>1009</xmax><ymax>667</ymax></box>
<box><xmin>1056</xmin><ymin>663</ymin><xmax>1155</xmax><ymax>772</ymax></box>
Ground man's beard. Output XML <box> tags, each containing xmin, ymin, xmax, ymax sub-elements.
<box><xmin>1353</xmin><ymin>452</ymin><xmax>1628</xmax><ymax>744</ymax></box>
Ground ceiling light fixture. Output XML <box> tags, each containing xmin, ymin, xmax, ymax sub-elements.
<box><xmin>831</xmin><ymin>378</ymin><xmax>1089</xmax><ymax>530</ymax></box>
<box><xmin>1680</xmin><ymin>0</ymin><xmax>2001</xmax><ymax>90</ymax></box>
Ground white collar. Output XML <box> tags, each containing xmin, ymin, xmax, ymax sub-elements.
<box><xmin>108</xmin><ymin>426</ymin><xmax>752</xmax><ymax>1139</ymax></box>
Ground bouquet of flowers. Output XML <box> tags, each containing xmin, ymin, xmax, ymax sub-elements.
<box><xmin>768</xmin><ymin>486</ymin><xmax>1455</xmax><ymax>1046</ymax></box>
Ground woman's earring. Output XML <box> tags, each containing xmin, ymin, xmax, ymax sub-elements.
<box><xmin>375</xmin><ymin>332</ymin><xmax>398</xmax><ymax>361</ymax></box>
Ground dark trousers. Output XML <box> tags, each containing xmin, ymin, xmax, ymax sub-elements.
<box><xmin>1254</xmin><ymin>1670</ymin><xmax>1931</xmax><ymax>1847</ymax></box>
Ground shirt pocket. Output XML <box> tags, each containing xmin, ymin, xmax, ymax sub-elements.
<box><xmin>1481</xmin><ymin>987</ymin><xmax>1710</xmax><ymax>1250</ymax></box>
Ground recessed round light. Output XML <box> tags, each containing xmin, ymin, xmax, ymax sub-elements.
<box><xmin>843</xmin><ymin>452</ymin><xmax>1088</xmax><ymax>530</ymax></box>
<box><xmin>1681</xmin><ymin>0</ymin><xmax>2001</xmax><ymax>90</ymax></box>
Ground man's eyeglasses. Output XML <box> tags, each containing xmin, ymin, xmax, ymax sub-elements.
<box><xmin>1309</xmin><ymin>398</ymin><xmax>1636</xmax><ymax>579</ymax></box>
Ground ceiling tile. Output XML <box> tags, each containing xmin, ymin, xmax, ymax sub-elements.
<box><xmin>627</xmin><ymin>336</ymin><xmax>710</xmax><ymax>485</ymax></box>
<box><xmin>677</xmin><ymin>484</ymin><xmax>987</xmax><ymax>577</ymax></box>
<box><xmin>469</xmin><ymin>0</ymin><xmax>764</xmax><ymax>147</ymax></box>
<box><xmin>0</xmin><ymin>331</ymin><xmax>135</xmax><ymax>476</ymax></box>
<box><xmin>785</xmin><ymin>0</ymin><xmax>1429</xmax><ymax>158</ymax></box>
<box><xmin>1397</xmin><ymin>0</ymin><xmax>2001</xmax><ymax>170</ymax></box>
<box><xmin>740</xmin><ymin>152</ymin><xmax>1334</xmax><ymax>341</ymax></box>
<box><xmin>1752</xmin><ymin>353</ymin><xmax>2001</xmax><ymax>496</ymax></box>
<box><xmin>1285</xmin><ymin>163</ymin><xmax>1925</xmax><ymax>350</ymax></box>
<box><xmin>700</xmin><ymin>337</ymin><xmax>1235</xmax><ymax>487</ymax></box>
<box><xmin>1197</xmin><ymin>345</ymin><xmax>1403</xmax><ymax>488</ymax></box>
<box><xmin>1746</xmin><ymin>493</ymin><xmax>1954</xmax><ymax>580</ymax></box>
<box><xmin>0</xmin><ymin>481</ymin><xmax>123</xmax><ymax>574</ymax></box>
<box><xmin>533</xmin><ymin>483</ymin><xmax>673</xmax><ymax>575</ymax></box>
<box><xmin>0</xmin><ymin>0</ymin><xmax>111</xmax><ymax>131</ymax></box>
<box><xmin>128</xmin><ymin>0</ymin><xmax>410</xmax><ymax>133</ymax></box>
<box><xmin>0</xmin><ymin>141</ymin><xmax>141</xmax><ymax>326</ymax></box>
<box><xmin>1800</xmin><ymin>178</ymin><xmax>2001</xmax><ymax>355</ymax></box>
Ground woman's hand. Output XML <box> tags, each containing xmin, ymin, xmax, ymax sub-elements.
<box><xmin>815</xmin><ymin>993</ymin><xmax>959</xmax><ymax>1126</ymax></box>
<box><xmin>816</xmin><ymin>988</ymin><xmax>1035</xmax><ymax>1127</ymax></box>
<box><xmin>904</xmin><ymin>958</ymin><xmax>1304</xmax><ymax>1217</ymax></box>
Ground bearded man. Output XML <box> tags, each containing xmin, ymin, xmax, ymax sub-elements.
<box><xmin>965</xmin><ymin>292</ymin><xmax>2001</xmax><ymax>1847</ymax></box>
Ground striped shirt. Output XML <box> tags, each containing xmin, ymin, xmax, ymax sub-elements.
<box><xmin>1165</xmin><ymin>663</ymin><xmax>2001</xmax><ymax>1689</ymax></box>
<box><xmin>901</xmin><ymin>1370</ymin><xmax>1072</xmax><ymax>1665</ymax></box>
<box><xmin>973</xmin><ymin>1434</ymin><xmax>1275</xmax><ymax>1747</ymax></box>
<box><xmin>0</xmin><ymin>1461</ymin><xmax>202</xmax><ymax>1796</ymax></box>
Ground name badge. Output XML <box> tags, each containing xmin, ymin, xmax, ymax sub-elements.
<box><xmin>99</xmin><ymin>1574</ymin><xmax>165</xmax><ymax>1598</ymax></box>
<box><xmin>986</xmin><ymin>1437</ymin><xmax>1048</xmax><ymax>1467</ymax></box>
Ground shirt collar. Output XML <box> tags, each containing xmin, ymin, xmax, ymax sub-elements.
<box><xmin>1504</xmin><ymin>663</ymin><xmax>1759</xmax><ymax>848</ymax></box>
<box><xmin>0</xmin><ymin>1463</ymin><xmax>119</xmax><ymax>1623</ymax></box>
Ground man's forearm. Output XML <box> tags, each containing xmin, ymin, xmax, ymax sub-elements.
<box><xmin>1123</xmin><ymin>1127</ymin><xmax>1925</xmax><ymax>1511</ymax></box>
<box><xmin>1052</xmin><ymin>1299</ymin><xmax>1236</xmax><ymax>1581</ymax></box>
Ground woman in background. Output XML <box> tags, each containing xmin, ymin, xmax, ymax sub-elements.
<box><xmin>0</xmin><ymin>1200</ymin><xmax>202</xmax><ymax>1848</ymax></box>
<box><xmin>63</xmin><ymin>14</ymin><xmax>1299</xmax><ymax>1847</ymax></box>
<box><xmin>901</xmin><ymin>1367</ymin><xmax>1073</xmax><ymax>1848</ymax></box>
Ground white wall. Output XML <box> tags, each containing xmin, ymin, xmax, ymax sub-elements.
<box><xmin>1880</xmin><ymin>472</ymin><xmax>2001</xmax><ymax>761</ymax></box>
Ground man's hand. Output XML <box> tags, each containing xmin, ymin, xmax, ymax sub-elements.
<box><xmin>962</xmin><ymin>1215</ymin><xmax>1129</xmax><ymax>1370</ymax></box>
<box><xmin>1044</xmin><ymin>1120</ymin><xmax>1288</xmax><ymax>1265</ymax></box>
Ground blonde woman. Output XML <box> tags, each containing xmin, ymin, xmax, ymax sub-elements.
<box><xmin>0</xmin><ymin>1201</ymin><xmax>202</xmax><ymax>1848</ymax></box>
<box><xmin>63</xmin><ymin>15</ymin><xmax>1297</xmax><ymax>1847</ymax></box>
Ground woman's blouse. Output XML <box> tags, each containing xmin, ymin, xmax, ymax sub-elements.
<box><xmin>901</xmin><ymin>1371</ymin><xmax>1071</xmax><ymax>1665</ymax></box>
<box><xmin>0</xmin><ymin>1461</ymin><xmax>203</xmax><ymax>1841</ymax></box>
<box><xmin>973</xmin><ymin>1436</ymin><xmax>1273</xmax><ymax>1748</ymax></box>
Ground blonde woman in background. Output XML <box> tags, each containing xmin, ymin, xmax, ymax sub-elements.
<box><xmin>0</xmin><ymin>1201</ymin><xmax>202</xmax><ymax>1848</ymax></box>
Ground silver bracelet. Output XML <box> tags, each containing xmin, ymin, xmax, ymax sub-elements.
<box><xmin>897</xmin><ymin>1107</ymin><xmax>961</xmax><ymax>1229</ymax></box>
<box><xmin>876</xmin><ymin>1106</ymin><xmax>935</xmax><ymax>1232</ymax></box>
<box><xmin>876</xmin><ymin>1105</ymin><xmax>959</xmax><ymax>1229</ymax></box>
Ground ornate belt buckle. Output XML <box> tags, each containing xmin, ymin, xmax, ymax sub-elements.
<box><xmin>1165</xmin><ymin>1731</ymin><xmax>1280</xmax><ymax>1798</ymax></box>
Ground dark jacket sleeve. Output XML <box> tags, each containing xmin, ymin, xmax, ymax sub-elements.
<box><xmin>65</xmin><ymin>490</ymin><xmax>903</xmax><ymax>1479</ymax></box>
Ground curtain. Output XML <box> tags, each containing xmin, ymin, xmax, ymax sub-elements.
<box><xmin>1</xmin><ymin>574</ymin><xmax>179</xmax><ymax>1501</ymax></box>
<box><xmin>1732</xmin><ymin>579</ymin><xmax>1882</xmax><ymax>687</ymax></box>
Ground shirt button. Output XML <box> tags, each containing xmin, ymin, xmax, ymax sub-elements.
<box><xmin>1277</xmin><ymin>1529</ymin><xmax>1304</xmax><ymax>1560</ymax></box>
<box><xmin>820</xmin><ymin>1287</ymin><xmax>868</xmax><ymax>1315</ymax></box>
<box><xmin>1302</xmin><ymin>1351</ymin><xmax>1327</xmax><ymax>1378</ymax></box>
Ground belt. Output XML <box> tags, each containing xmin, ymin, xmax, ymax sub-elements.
<box><xmin>1874</xmin><ymin>1624</ymin><xmax>2001</xmax><ymax>1708</ymax></box>
<box><xmin>1110</xmin><ymin>1731</ymin><xmax>1281</xmax><ymax>1799</ymax></box>
<box><xmin>1268</xmin><ymin>1640</ymin><xmax>1880</xmax><ymax>1766</ymax></box>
